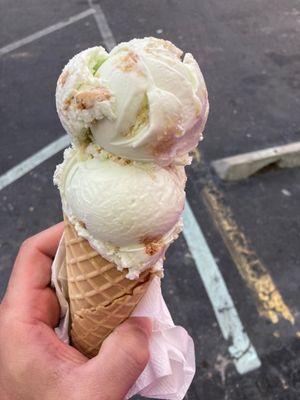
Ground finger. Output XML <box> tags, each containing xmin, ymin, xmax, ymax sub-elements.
<box><xmin>3</xmin><ymin>223</ymin><xmax>64</xmax><ymax>324</ymax></box>
<box><xmin>81</xmin><ymin>318</ymin><xmax>152</xmax><ymax>400</ymax></box>
<box><xmin>33</xmin><ymin>221</ymin><xmax>65</xmax><ymax>259</ymax></box>
<box><xmin>8</xmin><ymin>222</ymin><xmax>64</xmax><ymax>293</ymax></box>
<box><xmin>33</xmin><ymin>287</ymin><xmax>61</xmax><ymax>328</ymax></box>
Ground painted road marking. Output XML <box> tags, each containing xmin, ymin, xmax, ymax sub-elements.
<box><xmin>0</xmin><ymin>9</ymin><xmax>95</xmax><ymax>57</ymax></box>
<box><xmin>88</xmin><ymin>0</ymin><xmax>261</xmax><ymax>374</ymax></box>
<box><xmin>0</xmin><ymin>135</ymin><xmax>70</xmax><ymax>191</ymax></box>
<box><xmin>183</xmin><ymin>202</ymin><xmax>261</xmax><ymax>374</ymax></box>
<box><xmin>202</xmin><ymin>181</ymin><xmax>295</xmax><ymax>324</ymax></box>
<box><xmin>87</xmin><ymin>0</ymin><xmax>116</xmax><ymax>51</ymax></box>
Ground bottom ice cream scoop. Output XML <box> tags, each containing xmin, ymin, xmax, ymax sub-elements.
<box><xmin>54</xmin><ymin>147</ymin><xmax>186</xmax><ymax>278</ymax></box>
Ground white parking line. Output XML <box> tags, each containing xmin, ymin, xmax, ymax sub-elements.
<box><xmin>87</xmin><ymin>0</ymin><xmax>115</xmax><ymax>51</ymax></box>
<box><xmin>0</xmin><ymin>135</ymin><xmax>70</xmax><ymax>191</ymax></box>
<box><xmin>0</xmin><ymin>9</ymin><xmax>95</xmax><ymax>56</ymax></box>
<box><xmin>183</xmin><ymin>203</ymin><xmax>261</xmax><ymax>373</ymax></box>
<box><xmin>89</xmin><ymin>1</ymin><xmax>261</xmax><ymax>374</ymax></box>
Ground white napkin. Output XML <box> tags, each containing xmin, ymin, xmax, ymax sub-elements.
<box><xmin>51</xmin><ymin>235</ymin><xmax>195</xmax><ymax>400</ymax></box>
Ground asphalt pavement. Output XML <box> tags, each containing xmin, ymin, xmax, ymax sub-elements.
<box><xmin>0</xmin><ymin>0</ymin><xmax>300</xmax><ymax>399</ymax></box>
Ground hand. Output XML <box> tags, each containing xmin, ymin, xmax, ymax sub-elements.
<box><xmin>0</xmin><ymin>223</ymin><xmax>151</xmax><ymax>400</ymax></box>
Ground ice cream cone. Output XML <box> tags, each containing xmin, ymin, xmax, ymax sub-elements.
<box><xmin>64</xmin><ymin>217</ymin><xmax>153</xmax><ymax>358</ymax></box>
<box><xmin>54</xmin><ymin>38</ymin><xmax>208</xmax><ymax>360</ymax></box>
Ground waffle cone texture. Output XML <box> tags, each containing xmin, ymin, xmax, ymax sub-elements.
<box><xmin>64</xmin><ymin>218</ymin><xmax>153</xmax><ymax>358</ymax></box>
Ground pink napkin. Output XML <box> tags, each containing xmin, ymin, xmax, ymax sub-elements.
<box><xmin>51</xmin><ymin>235</ymin><xmax>195</xmax><ymax>399</ymax></box>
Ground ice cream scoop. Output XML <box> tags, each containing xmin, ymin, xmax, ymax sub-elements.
<box><xmin>56</xmin><ymin>37</ymin><xmax>209</xmax><ymax>166</ymax></box>
<box><xmin>54</xmin><ymin>146</ymin><xmax>185</xmax><ymax>278</ymax></box>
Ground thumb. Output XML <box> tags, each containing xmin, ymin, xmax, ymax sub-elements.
<box><xmin>82</xmin><ymin>317</ymin><xmax>152</xmax><ymax>399</ymax></box>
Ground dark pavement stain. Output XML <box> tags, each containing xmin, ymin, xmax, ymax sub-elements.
<box><xmin>241</xmin><ymin>74</ymin><xmax>269</xmax><ymax>86</ymax></box>
<box><xmin>283</xmin><ymin>72</ymin><xmax>300</xmax><ymax>90</ymax></box>
<box><xmin>266</xmin><ymin>51</ymin><xmax>300</xmax><ymax>67</ymax></box>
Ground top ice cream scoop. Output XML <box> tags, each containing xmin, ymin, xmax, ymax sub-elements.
<box><xmin>56</xmin><ymin>37</ymin><xmax>209</xmax><ymax>166</ymax></box>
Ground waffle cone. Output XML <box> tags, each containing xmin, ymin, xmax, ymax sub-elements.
<box><xmin>64</xmin><ymin>217</ymin><xmax>153</xmax><ymax>358</ymax></box>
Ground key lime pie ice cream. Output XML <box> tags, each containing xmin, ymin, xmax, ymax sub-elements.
<box><xmin>54</xmin><ymin>37</ymin><xmax>208</xmax><ymax>357</ymax></box>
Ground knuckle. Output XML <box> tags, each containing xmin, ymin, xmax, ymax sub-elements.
<box><xmin>18</xmin><ymin>235</ymin><xmax>40</xmax><ymax>260</ymax></box>
<box><xmin>20</xmin><ymin>235</ymin><xmax>36</xmax><ymax>252</ymax></box>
